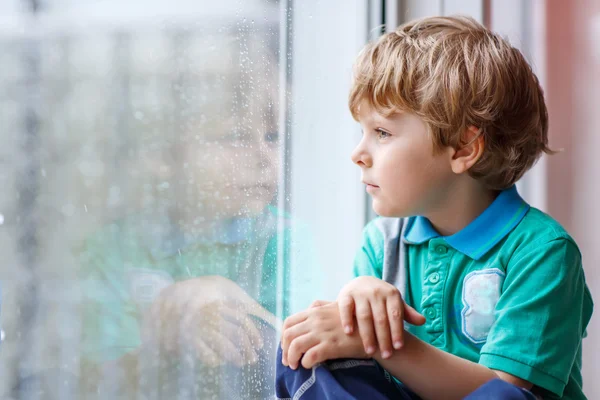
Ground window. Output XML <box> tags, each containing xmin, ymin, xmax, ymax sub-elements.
<box><xmin>0</xmin><ymin>0</ymin><xmax>341</xmax><ymax>398</ymax></box>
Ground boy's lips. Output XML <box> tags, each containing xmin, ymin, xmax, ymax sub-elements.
<box><xmin>362</xmin><ymin>180</ymin><xmax>379</xmax><ymax>188</ymax></box>
<box><xmin>362</xmin><ymin>181</ymin><xmax>380</xmax><ymax>193</ymax></box>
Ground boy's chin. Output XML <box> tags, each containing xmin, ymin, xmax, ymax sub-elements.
<box><xmin>371</xmin><ymin>202</ymin><xmax>406</xmax><ymax>218</ymax></box>
<box><xmin>373</xmin><ymin>203</ymin><xmax>397</xmax><ymax>218</ymax></box>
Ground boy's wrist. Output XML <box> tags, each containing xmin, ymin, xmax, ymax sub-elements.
<box><xmin>372</xmin><ymin>330</ymin><xmax>413</xmax><ymax>363</ymax></box>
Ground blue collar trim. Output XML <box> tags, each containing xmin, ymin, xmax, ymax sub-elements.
<box><xmin>403</xmin><ymin>185</ymin><xmax>530</xmax><ymax>259</ymax></box>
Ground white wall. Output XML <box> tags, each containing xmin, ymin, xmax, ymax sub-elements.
<box><xmin>290</xmin><ymin>0</ymin><xmax>368</xmax><ymax>300</ymax></box>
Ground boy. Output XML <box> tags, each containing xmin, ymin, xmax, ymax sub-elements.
<box><xmin>277</xmin><ymin>16</ymin><xmax>593</xmax><ymax>400</ymax></box>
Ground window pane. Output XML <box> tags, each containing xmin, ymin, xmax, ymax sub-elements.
<box><xmin>0</xmin><ymin>1</ymin><xmax>324</xmax><ymax>398</ymax></box>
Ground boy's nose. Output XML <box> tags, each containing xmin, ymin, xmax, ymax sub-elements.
<box><xmin>351</xmin><ymin>143</ymin><xmax>372</xmax><ymax>168</ymax></box>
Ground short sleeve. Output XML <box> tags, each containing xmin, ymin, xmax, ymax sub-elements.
<box><xmin>352</xmin><ymin>220</ymin><xmax>385</xmax><ymax>279</ymax></box>
<box><xmin>479</xmin><ymin>238</ymin><xmax>591</xmax><ymax>397</ymax></box>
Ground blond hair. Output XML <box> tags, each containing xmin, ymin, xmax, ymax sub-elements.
<box><xmin>349</xmin><ymin>16</ymin><xmax>552</xmax><ymax>190</ymax></box>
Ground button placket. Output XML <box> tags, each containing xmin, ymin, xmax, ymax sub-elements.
<box><xmin>428</xmin><ymin>272</ymin><xmax>440</xmax><ymax>283</ymax></box>
<box><xmin>421</xmin><ymin>240</ymin><xmax>449</xmax><ymax>336</ymax></box>
<box><xmin>424</xmin><ymin>307</ymin><xmax>436</xmax><ymax>319</ymax></box>
<box><xmin>435</xmin><ymin>245</ymin><xmax>448</xmax><ymax>255</ymax></box>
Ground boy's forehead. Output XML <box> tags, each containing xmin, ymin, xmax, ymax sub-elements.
<box><xmin>357</xmin><ymin>101</ymin><xmax>404</xmax><ymax>125</ymax></box>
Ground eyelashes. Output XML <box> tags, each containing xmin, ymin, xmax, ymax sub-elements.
<box><xmin>376</xmin><ymin>129</ymin><xmax>391</xmax><ymax>139</ymax></box>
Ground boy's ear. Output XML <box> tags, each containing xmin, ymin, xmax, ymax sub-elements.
<box><xmin>449</xmin><ymin>126</ymin><xmax>484</xmax><ymax>174</ymax></box>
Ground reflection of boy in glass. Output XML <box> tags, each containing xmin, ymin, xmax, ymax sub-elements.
<box><xmin>77</xmin><ymin>32</ymin><xmax>320</xmax><ymax>399</ymax></box>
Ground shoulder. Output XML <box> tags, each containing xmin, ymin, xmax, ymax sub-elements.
<box><xmin>518</xmin><ymin>207</ymin><xmax>575</xmax><ymax>240</ymax></box>
<box><xmin>499</xmin><ymin>207</ymin><xmax>591</xmax><ymax>311</ymax></box>
<box><xmin>506</xmin><ymin>207</ymin><xmax>580</xmax><ymax>261</ymax></box>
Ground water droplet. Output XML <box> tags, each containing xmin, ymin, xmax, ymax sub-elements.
<box><xmin>134</xmin><ymin>111</ymin><xmax>145</xmax><ymax>120</ymax></box>
<box><xmin>0</xmin><ymin>214</ymin><xmax>4</xmax><ymax>225</ymax></box>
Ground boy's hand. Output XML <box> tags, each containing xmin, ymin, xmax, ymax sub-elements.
<box><xmin>143</xmin><ymin>275</ymin><xmax>278</xmax><ymax>367</ymax></box>
<box><xmin>280</xmin><ymin>302</ymin><xmax>368</xmax><ymax>369</ymax></box>
<box><xmin>337</xmin><ymin>276</ymin><xmax>426</xmax><ymax>359</ymax></box>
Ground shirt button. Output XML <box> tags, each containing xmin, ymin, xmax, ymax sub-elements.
<box><xmin>428</xmin><ymin>273</ymin><xmax>440</xmax><ymax>284</ymax></box>
<box><xmin>435</xmin><ymin>245</ymin><xmax>447</xmax><ymax>254</ymax></box>
<box><xmin>424</xmin><ymin>307</ymin><xmax>436</xmax><ymax>319</ymax></box>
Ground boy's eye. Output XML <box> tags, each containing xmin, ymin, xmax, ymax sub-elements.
<box><xmin>376</xmin><ymin>129</ymin><xmax>391</xmax><ymax>139</ymax></box>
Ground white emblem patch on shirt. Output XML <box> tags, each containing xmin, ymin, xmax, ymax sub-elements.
<box><xmin>461</xmin><ymin>268</ymin><xmax>505</xmax><ymax>344</ymax></box>
<box><xmin>127</xmin><ymin>268</ymin><xmax>174</xmax><ymax>305</ymax></box>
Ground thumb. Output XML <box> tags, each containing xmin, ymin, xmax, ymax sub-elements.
<box><xmin>404</xmin><ymin>302</ymin><xmax>426</xmax><ymax>326</ymax></box>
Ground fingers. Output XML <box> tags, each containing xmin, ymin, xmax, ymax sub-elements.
<box><xmin>241</xmin><ymin>299</ymin><xmax>279</xmax><ymax>329</ymax></box>
<box><xmin>354</xmin><ymin>300</ymin><xmax>377</xmax><ymax>356</ymax></box>
<box><xmin>200</xmin><ymin>328</ymin><xmax>247</xmax><ymax>367</ymax></box>
<box><xmin>371</xmin><ymin>299</ymin><xmax>393</xmax><ymax>358</ymax></box>
<box><xmin>191</xmin><ymin>336</ymin><xmax>222</xmax><ymax>367</ymax></box>
<box><xmin>310</xmin><ymin>300</ymin><xmax>333</xmax><ymax>308</ymax></box>
<box><xmin>287</xmin><ymin>334</ymin><xmax>320</xmax><ymax>370</ymax></box>
<box><xmin>386</xmin><ymin>294</ymin><xmax>404</xmax><ymax>350</ymax></box>
<box><xmin>281</xmin><ymin>310</ymin><xmax>309</xmax><ymax>333</ymax></box>
<box><xmin>338</xmin><ymin>295</ymin><xmax>355</xmax><ymax>334</ymax></box>
<box><xmin>403</xmin><ymin>302</ymin><xmax>426</xmax><ymax>326</ymax></box>
<box><xmin>182</xmin><ymin>305</ymin><xmax>262</xmax><ymax>367</ymax></box>
<box><xmin>301</xmin><ymin>343</ymin><xmax>330</xmax><ymax>369</ymax></box>
<box><xmin>220</xmin><ymin>306</ymin><xmax>265</xmax><ymax>350</ymax></box>
<box><xmin>281</xmin><ymin>321</ymin><xmax>310</xmax><ymax>366</ymax></box>
<box><xmin>215</xmin><ymin>318</ymin><xmax>260</xmax><ymax>366</ymax></box>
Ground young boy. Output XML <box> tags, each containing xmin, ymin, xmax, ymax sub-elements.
<box><xmin>276</xmin><ymin>16</ymin><xmax>593</xmax><ymax>400</ymax></box>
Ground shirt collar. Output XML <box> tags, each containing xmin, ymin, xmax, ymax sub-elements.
<box><xmin>403</xmin><ymin>185</ymin><xmax>530</xmax><ymax>260</ymax></box>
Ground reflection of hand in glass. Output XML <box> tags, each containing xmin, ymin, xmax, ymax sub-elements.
<box><xmin>142</xmin><ymin>275</ymin><xmax>278</xmax><ymax>368</ymax></box>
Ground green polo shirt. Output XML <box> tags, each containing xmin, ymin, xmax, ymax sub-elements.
<box><xmin>353</xmin><ymin>186</ymin><xmax>593</xmax><ymax>399</ymax></box>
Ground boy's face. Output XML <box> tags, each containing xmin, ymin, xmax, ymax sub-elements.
<box><xmin>351</xmin><ymin>101</ymin><xmax>456</xmax><ymax>217</ymax></box>
<box><xmin>140</xmin><ymin>111</ymin><xmax>280</xmax><ymax>221</ymax></box>
<box><xmin>177</xmin><ymin>126</ymin><xmax>279</xmax><ymax>218</ymax></box>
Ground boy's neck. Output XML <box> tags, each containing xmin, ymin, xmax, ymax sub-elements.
<box><xmin>425</xmin><ymin>179</ymin><xmax>499</xmax><ymax>237</ymax></box>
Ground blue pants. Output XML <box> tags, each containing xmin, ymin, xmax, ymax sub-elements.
<box><xmin>275</xmin><ymin>347</ymin><xmax>537</xmax><ymax>400</ymax></box>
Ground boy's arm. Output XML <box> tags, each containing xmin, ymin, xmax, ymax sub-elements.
<box><xmin>373</xmin><ymin>331</ymin><xmax>531</xmax><ymax>400</ymax></box>
<box><xmin>280</xmin><ymin>302</ymin><xmax>530</xmax><ymax>399</ymax></box>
